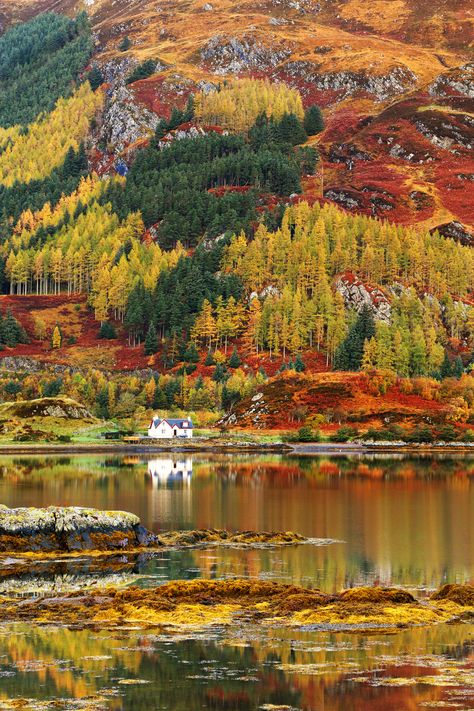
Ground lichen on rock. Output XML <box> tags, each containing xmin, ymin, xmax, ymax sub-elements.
<box><xmin>0</xmin><ymin>507</ymin><xmax>308</xmax><ymax>554</ymax></box>
<box><xmin>0</xmin><ymin>506</ymin><xmax>152</xmax><ymax>552</ymax></box>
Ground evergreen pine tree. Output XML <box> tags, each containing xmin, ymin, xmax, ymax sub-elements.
<box><xmin>213</xmin><ymin>362</ymin><xmax>228</xmax><ymax>382</ymax></box>
<box><xmin>304</xmin><ymin>105</ymin><xmax>324</xmax><ymax>135</ymax></box>
<box><xmin>153</xmin><ymin>379</ymin><xmax>167</xmax><ymax>408</ymax></box>
<box><xmin>119</xmin><ymin>36</ymin><xmax>131</xmax><ymax>51</ymax></box>
<box><xmin>277</xmin><ymin>113</ymin><xmax>307</xmax><ymax>146</ymax></box>
<box><xmin>98</xmin><ymin>321</ymin><xmax>117</xmax><ymax>339</ymax></box>
<box><xmin>452</xmin><ymin>355</ymin><xmax>464</xmax><ymax>379</ymax></box>
<box><xmin>2</xmin><ymin>310</ymin><xmax>28</xmax><ymax>347</ymax></box>
<box><xmin>87</xmin><ymin>66</ymin><xmax>104</xmax><ymax>91</ymax></box>
<box><xmin>144</xmin><ymin>322</ymin><xmax>159</xmax><ymax>355</ymax></box>
<box><xmin>228</xmin><ymin>347</ymin><xmax>241</xmax><ymax>368</ymax></box>
<box><xmin>96</xmin><ymin>386</ymin><xmax>110</xmax><ymax>419</ymax></box>
<box><xmin>183</xmin><ymin>342</ymin><xmax>200</xmax><ymax>363</ymax></box>
<box><xmin>334</xmin><ymin>306</ymin><xmax>375</xmax><ymax>371</ymax></box>
<box><xmin>205</xmin><ymin>351</ymin><xmax>215</xmax><ymax>366</ymax></box>
<box><xmin>294</xmin><ymin>353</ymin><xmax>306</xmax><ymax>372</ymax></box>
<box><xmin>440</xmin><ymin>351</ymin><xmax>453</xmax><ymax>379</ymax></box>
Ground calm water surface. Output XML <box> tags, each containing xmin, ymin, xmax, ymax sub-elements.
<box><xmin>0</xmin><ymin>452</ymin><xmax>472</xmax><ymax>709</ymax></box>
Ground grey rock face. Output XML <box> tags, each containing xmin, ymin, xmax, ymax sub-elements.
<box><xmin>100</xmin><ymin>83</ymin><xmax>159</xmax><ymax>152</ymax></box>
<box><xmin>158</xmin><ymin>124</ymin><xmax>222</xmax><ymax>149</ymax></box>
<box><xmin>414</xmin><ymin>117</ymin><xmax>473</xmax><ymax>153</ymax></box>
<box><xmin>201</xmin><ymin>34</ymin><xmax>291</xmax><ymax>74</ymax></box>
<box><xmin>324</xmin><ymin>188</ymin><xmax>362</xmax><ymax>210</ymax></box>
<box><xmin>93</xmin><ymin>58</ymin><xmax>160</xmax><ymax>156</ymax></box>
<box><xmin>431</xmin><ymin>221</ymin><xmax>474</xmax><ymax>246</ymax></box>
<box><xmin>284</xmin><ymin>62</ymin><xmax>417</xmax><ymax>102</ymax></box>
<box><xmin>335</xmin><ymin>274</ymin><xmax>391</xmax><ymax>323</ymax></box>
<box><xmin>429</xmin><ymin>64</ymin><xmax>474</xmax><ymax>99</ymax></box>
<box><xmin>0</xmin><ymin>506</ymin><xmax>158</xmax><ymax>552</ymax></box>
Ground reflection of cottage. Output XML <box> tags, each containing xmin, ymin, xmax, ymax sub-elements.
<box><xmin>148</xmin><ymin>417</ymin><xmax>194</xmax><ymax>438</ymax></box>
<box><xmin>147</xmin><ymin>458</ymin><xmax>193</xmax><ymax>485</ymax></box>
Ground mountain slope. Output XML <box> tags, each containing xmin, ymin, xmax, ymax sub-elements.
<box><xmin>2</xmin><ymin>0</ymin><xmax>470</xmax><ymax>230</ymax></box>
<box><xmin>0</xmin><ymin>3</ymin><xmax>472</xmax><ymax>432</ymax></box>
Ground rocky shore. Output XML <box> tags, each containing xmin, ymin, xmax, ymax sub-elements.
<box><xmin>0</xmin><ymin>505</ymin><xmax>307</xmax><ymax>553</ymax></box>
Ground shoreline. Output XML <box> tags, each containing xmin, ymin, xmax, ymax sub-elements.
<box><xmin>0</xmin><ymin>440</ymin><xmax>474</xmax><ymax>455</ymax></box>
<box><xmin>0</xmin><ymin>440</ymin><xmax>293</xmax><ymax>455</ymax></box>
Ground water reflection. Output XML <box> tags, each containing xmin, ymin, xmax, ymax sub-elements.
<box><xmin>0</xmin><ymin>623</ymin><xmax>471</xmax><ymax>710</ymax></box>
<box><xmin>147</xmin><ymin>457</ymin><xmax>193</xmax><ymax>487</ymax></box>
<box><xmin>0</xmin><ymin>453</ymin><xmax>473</xmax><ymax>709</ymax></box>
<box><xmin>0</xmin><ymin>453</ymin><xmax>473</xmax><ymax>592</ymax></box>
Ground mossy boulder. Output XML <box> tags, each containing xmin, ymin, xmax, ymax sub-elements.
<box><xmin>0</xmin><ymin>506</ymin><xmax>158</xmax><ymax>552</ymax></box>
<box><xmin>0</xmin><ymin>396</ymin><xmax>95</xmax><ymax>420</ymax></box>
<box><xmin>0</xmin><ymin>508</ymin><xmax>308</xmax><ymax>554</ymax></box>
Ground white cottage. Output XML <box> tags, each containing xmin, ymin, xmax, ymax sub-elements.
<box><xmin>148</xmin><ymin>417</ymin><xmax>193</xmax><ymax>439</ymax></box>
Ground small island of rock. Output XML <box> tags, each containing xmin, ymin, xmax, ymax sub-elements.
<box><xmin>0</xmin><ymin>505</ymin><xmax>308</xmax><ymax>553</ymax></box>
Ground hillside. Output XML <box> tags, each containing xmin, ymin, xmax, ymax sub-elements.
<box><xmin>0</xmin><ymin>4</ymin><xmax>472</xmax><ymax>433</ymax></box>
<box><xmin>0</xmin><ymin>0</ymin><xmax>472</xmax><ymax>232</ymax></box>
<box><xmin>219</xmin><ymin>370</ymin><xmax>452</xmax><ymax>430</ymax></box>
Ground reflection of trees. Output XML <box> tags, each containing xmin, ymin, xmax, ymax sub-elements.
<box><xmin>182</xmin><ymin>455</ymin><xmax>474</xmax><ymax>591</ymax></box>
<box><xmin>0</xmin><ymin>453</ymin><xmax>472</xmax><ymax>592</ymax></box>
<box><xmin>0</xmin><ymin>623</ymin><xmax>471</xmax><ymax>710</ymax></box>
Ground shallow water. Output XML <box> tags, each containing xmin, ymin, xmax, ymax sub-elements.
<box><xmin>0</xmin><ymin>452</ymin><xmax>473</xmax><ymax>709</ymax></box>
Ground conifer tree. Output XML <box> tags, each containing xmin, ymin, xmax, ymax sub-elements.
<box><xmin>51</xmin><ymin>324</ymin><xmax>62</xmax><ymax>349</ymax></box>
<box><xmin>184</xmin><ymin>342</ymin><xmax>200</xmax><ymax>363</ymax></box>
<box><xmin>98</xmin><ymin>321</ymin><xmax>117</xmax><ymax>339</ymax></box>
<box><xmin>229</xmin><ymin>347</ymin><xmax>241</xmax><ymax>368</ymax></box>
<box><xmin>87</xmin><ymin>66</ymin><xmax>104</xmax><ymax>91</ymax></box>
<box><xmin>119</xmin><ymin>36</ymin><xmax>131</xmax><ymax>51</ymax></box>
<box><xmin>205</xmin><ymin>351</ymin><xmax>215</xmax><ymax>366</ymax></box>
<box><xmin>304</xmin><ymin>105</ymin><xmax>324</xmax><ymax>135</ymax></box>
<box><xmin>335</xmin><ymin>306</ymin><xmax>375</xmax><ymax>371</ymax></box>
<box><xmin>452</xmin><ymin>355</ymin><xmax>464</xmax><ymax>379</ymax></box>
<box><xmin>144</xmin><ymin>322</ymin><xmax>159</xmax><ymax>355</ymax></box>
<box><xmin>294</xmin><ymin>353</ymin><xmax>306</xmax><ymax>372</ymax></box>
<box><xmin>2</xmin><ymin>310</ymin><xmax>28</xmax><ymax>347</ymax></box>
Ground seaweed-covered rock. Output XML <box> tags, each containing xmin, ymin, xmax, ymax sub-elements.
<box><xmin>0</xmin><ymin>506</ymin><xmax>160</xmax><ymax>552</ymax></box>
<box><xmin>0</xmin><ymin>508</ymin><xmax>308</xmax><ymax>553</ymax></box>
<box><xmin>431</xmin><ymin>583</ymin><xmax>474</xmax><ymax>605</ymax></box>
<box><xmin>157</xmin><ymin>528</ymin><xmax>306</xmax><ymax>546</ymax></box>
<box><xmin>2</xmin><ymin>580</ymin><xmax>472</xmax><ymax>631</ymax></box>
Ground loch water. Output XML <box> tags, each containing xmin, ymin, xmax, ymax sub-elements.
<box><xmin>0</xmin><ymin>452</ymin><xmax>472</xmax><ymax>710</ymax></box>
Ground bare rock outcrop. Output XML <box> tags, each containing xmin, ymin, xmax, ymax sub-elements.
<box><xmin>335</xmin><ymin>273</ymin><xmax>391</xmax><ymax>322</ymax></box>
<box><xmin>429</xmin><ymin>64</ymin><xmax>474</xmax><ymax>99</ymax></box>
<box><xmin>0</xmin><ymin>506</ymin><xmax>307</xmax><ymax>553</ymax></box>
<box><xmin>0</xmin><ymin>506</ymin><xmax>156</xmax><ymax>552</ymax></box>
<box><xmin>201</xmin><ymin>34</ymin><xmax>291</xmax><ymax>74</ymax></box>
<box><xmin>158</xmin><ymin>122</ymin><xmax>226</xmax><ymax>149</ymax></box>
<box><xmin>92</xmin><ymin>59</ymin><xmax>160</xmax><ymax>158</ymax></box>
<box><xmin>0</xmin><ymin>396</ymin><xmax>94</xmax><ymax>420</ymax></box>
<box><xmin>431</xmin><ymin>221</ymin><xmax>474</xmax><ymax>246</ymax></box>
<box><xmin>284</xmin><ymin>63</ymin><xmax>417</xmax><ymax>102</ymax></box>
